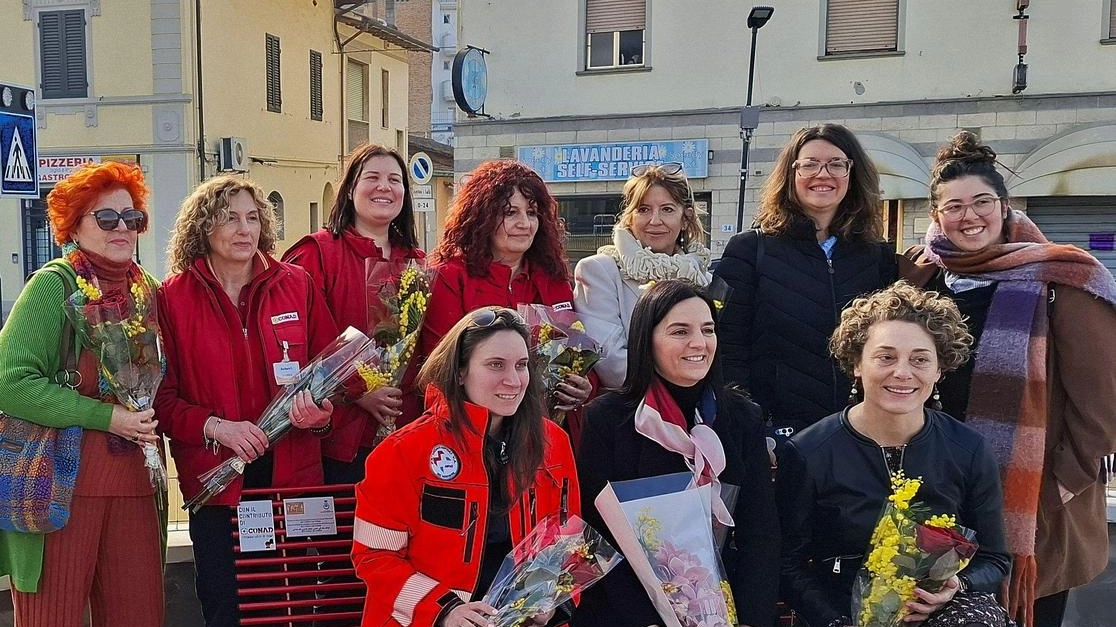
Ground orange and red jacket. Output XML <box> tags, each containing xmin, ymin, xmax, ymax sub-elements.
<box><xmin>352</xmin><ymin>388</ymin><xmax>580</xmax><ymax>627</ymax></box>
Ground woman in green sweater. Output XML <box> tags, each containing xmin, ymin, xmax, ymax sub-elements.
<box><xmin>0</xmin><ymin>162</ymin><xmax>165</xmax><ymax>626</ymax></box>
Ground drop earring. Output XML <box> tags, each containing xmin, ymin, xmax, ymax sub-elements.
<box><xmin>847</xmin><ymin>378</ymin><xmax>860</xmax><ymax>406</ymax></box>
<box><xmin>931</xmin><ymin>384</ymin><xmax>942</xmax><ymax>411</ymax></box>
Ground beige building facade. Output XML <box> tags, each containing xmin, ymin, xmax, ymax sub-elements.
<box><xmin>455</xmin><ymin>0</ymin><xmax>1116</xmax><ymax>273</ymax></box>
<box><xmin>0</xmin><ymin>0</ymin><xmax>422</xmax><ymax>318</ymax></box>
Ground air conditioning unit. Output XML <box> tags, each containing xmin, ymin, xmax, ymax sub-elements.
<box><xmin>218</xmin><ymin>137</ymin><xmax>248</xmax><ymax>172</ymax></box>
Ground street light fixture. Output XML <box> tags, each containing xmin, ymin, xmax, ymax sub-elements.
<box><xmin>735</xmin><ymin>5</ymin><xmax>774</xmax><ymax>233</ymax></box>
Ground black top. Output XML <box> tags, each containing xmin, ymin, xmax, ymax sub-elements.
<box><xmin>775</xmin><ymin>409</ymin><xmax>1010</xmax><ymax>627</ymax></box>
<box><xmin>572</xmin><ymin>386</ymin><xmax>781</xmax><ymax>627</ymax></box>
<box><xmin>714</xmin><ymin>220</ymin><xmax>897</xmax><ymax>432</ymax></box>
<box><xmin>926</xmin><ymin>274</ymin><xmax>996</xmax><ymax>422</ymax></box>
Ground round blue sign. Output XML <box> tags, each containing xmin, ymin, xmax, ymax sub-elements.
<box><xmin>451</xmin><ymin>48</ymin><xmax>487</xmax><ymax>115</ymax></box>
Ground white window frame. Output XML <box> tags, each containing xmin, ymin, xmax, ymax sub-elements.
<box><xmin>578</xmin><ymin>0</ymin><xmax>652</xmax><ymax>73</ymax></box>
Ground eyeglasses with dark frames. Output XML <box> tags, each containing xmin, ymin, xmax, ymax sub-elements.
<box><xmin>85</xmin><ymin>208</ymin><xmax>148</xmax><ymax>231</ymax></box>
<box><xmin>934</xmin><ymin>196</ymin><xmax>1002</xmax><ymax>222</ymax></box>
<box><xmin>792</xmin><ymin>158</ymin><xmax>853</xmax><ymax>178</ymax></box>
<box><xmin>468</xmin><ymin>307</ymin><xmax>525</xmax><ymax>329</ymax></box>
<box><xmin>631</xmin><ymin>161</ymin><xmax>685</xmax><ymax>177</ymax></box>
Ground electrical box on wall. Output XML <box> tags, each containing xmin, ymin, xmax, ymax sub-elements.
<box><xmin>218</xmin><ymin>137</ymin><xmax>249</xmax><ymax>172</ymax></box>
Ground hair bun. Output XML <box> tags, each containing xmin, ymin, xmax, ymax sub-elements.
<box><xmin>935</xmin><ymin>130</ymin><xmax>996</xmax><ymax>166</ymax></box>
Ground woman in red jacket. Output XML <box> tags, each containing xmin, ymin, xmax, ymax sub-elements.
<box><xmin>155</xmin><ymin>175</ymin><xmax>335</xmax><ymax>627</ymax></box>
<box><xmin>417</xmin><ymin>160</ymin><xmax>591</xmax><ymax>423</ymax></box>
<box><xmin>353</xmin><ymin>307</ymin><xmax>580</xmax><ymax>627</ymax></box>
<box><xmin>283</xmin><ymin>143</ymin><xmax>425</xmax><ymax>484</ymax></box>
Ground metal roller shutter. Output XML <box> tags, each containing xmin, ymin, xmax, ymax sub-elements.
<box><xmin>1026</xmin><ymin>196</ymin><xmax>1116</xmax><ymax>277</ymax></box>
<box><xmin>825</xmin><ymin>0</ymin><xmax>899</xmax><ymax>55</ymax></box>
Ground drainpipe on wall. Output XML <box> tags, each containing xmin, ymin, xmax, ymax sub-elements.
<box><xmin>195</xmin><ymin>0</ymin><xmax>207</xmax><ymax>178</ymax></box>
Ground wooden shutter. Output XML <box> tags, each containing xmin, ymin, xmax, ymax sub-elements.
<box><xmin>266</xmin><ymin>34</ymin><xmax>281</xmax><ymax>112</ymax></box>
<box><xmin>310</xmin><ymin>50</ymin><xmax>323</xmax><ymax>121</ymax></box>
<box><xmin>825</xmin><ymin>0</ymin><xmax>899</xmax><ymax>55</ymax></box>
<box><xmin>346</xmin><ymin>61</ymin><xmax>368</xmax><ymax>122</ymax></box>
<box><xmin>586</xmin><ymin>0</ymin><xmax>645</xmax><ymax>34</ymax></box>
<box><xmin>40</xmin><ymin>10</ymin><xmax>87</xmax><ymax>99</ymax></box>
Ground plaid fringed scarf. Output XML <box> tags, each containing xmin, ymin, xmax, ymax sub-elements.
<box><xmin>924</xmin><ymin>210</ymin><xmax>1116</xmax><ymax>626</ymax></box>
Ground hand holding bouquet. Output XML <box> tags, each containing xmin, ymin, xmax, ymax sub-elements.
<box><xmin>517</xmin><ymin>304</ymin><xmax>601</xmax><ymax>425</ymax></box>
<box><xmin>63</xmin><ymin>267</ymin><xmax>168</xmax><ymax>503</ymax></box>
<box><xmin>852</xmin><ymin>472</ymin><xmax>979</xmax><ymax>627</ymax></box>
<box><xmin>183</xmin><ymin>327</ymin><xmax>371</xmax><ymax>511</ymax></box>
<box><xmin>482</xmin><ymin>514</ymin><xmax>622</xmax><ymax>627</ymax></box>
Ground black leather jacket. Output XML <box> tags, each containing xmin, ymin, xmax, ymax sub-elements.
<box><xmin>775</xmin><ymin>409</ymin><xmax>1010</xmax><ymax>627</ymax></box>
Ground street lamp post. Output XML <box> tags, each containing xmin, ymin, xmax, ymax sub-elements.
<box><xmin>735</xmin><ymin>6</ymin><xmax>774</xmax><ymax>234</ymax></box>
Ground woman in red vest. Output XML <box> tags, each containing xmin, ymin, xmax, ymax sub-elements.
<box><xmin>415</xmin><ymin>160</ymin><xmax>592</xmax><ymax>424</ymax></box>
<box><xmin>283</xmin><ymin>143</ymin><xmax>425</xmax><ymax>484</ymax></box>
<box><xmin>156</xmin><ymin>175</ymin><xmax>335</xmax><ymax>627</ymax></box>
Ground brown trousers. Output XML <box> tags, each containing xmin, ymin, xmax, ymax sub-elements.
<box><xmin>12</xmin><ymin>494</ymin><xmax>164</xmax><ymax>627</ymax></box>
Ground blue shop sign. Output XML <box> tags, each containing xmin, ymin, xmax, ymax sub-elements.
<box><xmin>517</xmin><ymin>139</ymin><xmax>709</xmax><ymax>182</ymax></box>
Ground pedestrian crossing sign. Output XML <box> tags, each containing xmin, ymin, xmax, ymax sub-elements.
<box><xmin>0</xmin><ymin>83</ymin><xmax>38</xmax><ymax>198</ymax></box>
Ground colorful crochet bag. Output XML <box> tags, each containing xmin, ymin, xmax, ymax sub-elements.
<box><xmin>0</xmin><ymin>265</ymin><xmax>82</xmax><ymax>534</ymax></box>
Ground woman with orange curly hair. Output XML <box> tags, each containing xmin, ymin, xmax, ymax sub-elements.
<box><xmin>0</xmin><ymin>161</ymin><xmax>164</xmax><ymax>626</ymax></box>
<box><xmin>409</xmin><ymin>160</ymin><xmax>591</xmax><ymax>423</ymax></box>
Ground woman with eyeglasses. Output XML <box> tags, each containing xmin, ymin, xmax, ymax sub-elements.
<box><xmin>418</xmin><ymin>160</ymin><xmax>592</xmax><ymax>423</ymax></box>
<box><xmin>283</xmin><ymin>144</ymin><xmax>425</xmax><ymax>483</ymax></box>
<box><xmin>574</xmin><ymin>280</ymin><xmax>779</xmax><ymax>627</ymax></box>
<box><xmin>901</xmin><ymin>131</ymin><xmax>1116</xmax><ymax>627</ymax></box>
<box><xmin>155</xmin><ymin>175</ymin><xmax>336</xmax><ymax>627</ymax></box>
<box><xmin>714</xmin><ymin>124</ymin><xmax>897</xmax><ymax>458</ymax></box>
<box><xmin>353</xmin><ymin>307</ymin><xmax>579</xmax><ymax>627</ymax></box>
<box><xmin>573</xmin><ymin>162</ymin><xmax>711</xmax><ymax>394</ymax></box>
<box><xmin>0</xmin><ymin>162</ymin><xmax>164</xmax><ymax>625</ymax></box>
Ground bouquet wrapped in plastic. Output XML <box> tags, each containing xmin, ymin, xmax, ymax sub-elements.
<box><xmin>517</xmin><ymin>304</ymin><xmax>601</xmax><ymax>426</ymax></box>
<box><xmin>63</xmin><ymin>268</ymin><xmax>168</xmax><ymax>503</ymax></box>
<box><xmin>183</xmin><ymin>326</ymin><xmax>371</xmax><ymax>512</ymax></box>
<box><xmin>852</xmin><ymin>472</ymin><xmax>979</xmax><ymax>627</ymax></box>
<box><xmin>482</xmin><ymin>514</ymin><xmax>622</xmax><ymax>627</ymax></box>
<box><xmin>595</xmin><ymin>473</ymin><xmax>737</xmax><ymax>627</ymax></box>
<box><xmin>353</xmin><ymin>259</ymin><xmax>433</xmax><ymax>440</ymax></box>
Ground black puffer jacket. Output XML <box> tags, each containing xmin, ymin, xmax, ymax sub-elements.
<box><xmin>714</xmin><ymin>220</ymin><xmax>897</xmax><ymax>434</ymax></box>
<box><xmin>775</xmin><ymin>409</ymin><xmax>1010</xmax><ymax>627</ymax></box>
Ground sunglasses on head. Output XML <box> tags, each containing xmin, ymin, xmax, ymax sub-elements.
<box><xmin>86</xmin><ymin>208</ymin><xmax>147</xmax><ymax>231</ymax></box>
<box><xmin>469</xmin><ymin>307</ymin><xmax>525</xmax><ymax>328</ymax></box>
<box><xmin>631</xmin><ymin>161</ymin><xmax>685</xmax><ymax>177</ymax></box>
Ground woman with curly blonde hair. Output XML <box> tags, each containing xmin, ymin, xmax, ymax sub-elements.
<box><xmin>154</xmin><ymin>175</ymin><xmax>337</xmax><ymax>627</ymax></box>
<box><xmin>777</xmin><ymin>282</ymin><xmax>1011</xmax><ymax>627</ymax></box>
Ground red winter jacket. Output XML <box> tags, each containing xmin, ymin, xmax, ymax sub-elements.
<box><xmin>352</xmin><ymin>387</ymin><xmax>580</xmax><ymax>627</ymax></box>
<box><xmin>154</xmin><ymin>254</ymin><xmax>338</xmax><ymax>505</ymax></box>
<box><xmin>403</xmin><ymin>257</ymin><xmax>575</xmax><ymax>422</ymax></box>
<box><xmin>283</xmin><ymin>228</ymin><xmax>425</xmax><ymax>462</ymax></box>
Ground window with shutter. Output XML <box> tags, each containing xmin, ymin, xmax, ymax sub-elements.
<box><xmin>39</xmin><ymin>10</ymin><xmax>88</xmax><ymax>99</ymax></box>
<box><xmin>266</xmin><ymin>34</ymin><xmax>281</xmax><ymax>113</ymax></box>
<box><xmin>585</xmin><ymin>0</ymin><xmax>646</xmax><ymax>69</ymax></box>
<box><xmin>310</xmin><ymin>50</ymin><xmax>323</xmax><ymax>121</ymax></box>
<box><xmin>824</xmin><ymin>0</ymin><xmax>900</xmax><ymax>56</ymax></box>
<box><xmin>346</xmin><ymin>61</ymin><xmax>370</xmax><ymax>149</ymax></box>
<box><xmin>381</xmin><ymin>69</ymin><xmax>390</xmax><ymax>129</ymax></box>
<box><xmin>1109</xmin><ymin>1</ymin><xmax>1116</xmax><ymax>39</ymax></box>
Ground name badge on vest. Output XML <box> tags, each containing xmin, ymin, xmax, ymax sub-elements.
<box><xmin>273</xmin><ymin>340</ymin><xmax>301</xmax><ymax>386</ymax></box>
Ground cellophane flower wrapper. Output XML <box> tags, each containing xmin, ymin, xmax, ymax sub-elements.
<box><xmin>516</xmin><ymin>304</ymin><xmax>602</xmax><ymax>426</ymax></box>
<box><xmin>357</xmin><ymin>259</ymin><xmax>434</xmax><ymax>441</ymax></box>
<box><xmin>63</xmin><ymin>277</ymin><xmax>168</xmax><ymax>505</ymax></box>
<box><xmin>595</xmin><ymin>473</ymin><xmax>737</xmax><ymax>627</ymax></box>
<box><xmin>481</xmin><ymin>514</ymin><xmax>623</xmax><ymax>627</ymax></box>
<box><xmin>183</xmin><ymin>326</ymin><xmax>371</xmax><ymax>512</ymax></box>
<box><xmin>852</xmin><ymin>473</ymin><xmax>980</xmax><ymax>627</ymax></box>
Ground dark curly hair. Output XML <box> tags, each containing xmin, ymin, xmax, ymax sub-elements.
<box><xmin>929</xmin><ymin>130</ymin><xmax>1009</xmax><ymax>207</ymax></box>
<box><xmin>829</xmin><ymin>281</ymin><xmax>972</xmax><ymax>376</ymax></box>
<box><xmin>431</xmin><ymin>160</ymin><xmax>569</xmax><ymax>281</ymax></box>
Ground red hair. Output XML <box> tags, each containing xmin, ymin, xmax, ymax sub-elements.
<box><xmin>432</xmin><ymin>160</ymin><xmax>569</xmax><ymax>281</ymax></box>
<box><xmin>47</xmin><ymin>161</ymin><xmax>150</xmax><ymax>245</ymax></box>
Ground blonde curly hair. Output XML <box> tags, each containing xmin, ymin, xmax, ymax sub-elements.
<box><xmin>829</xmin><ymin>281</ymin><xmax>972</xmax><ymax>376</ymax></box>
<box><xmin>166</xmin><ymin>175</ymin><xmax>279</xmax><ymax>275</ymax></box>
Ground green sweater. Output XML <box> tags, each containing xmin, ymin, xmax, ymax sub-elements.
<box><xmin>0</xmin><ymin>260</ymin><xmax>116</xmax><ymax>592</ymax></box>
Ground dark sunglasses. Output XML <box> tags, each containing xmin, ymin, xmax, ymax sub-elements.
<box><xmin>631</xmin><ymin>161</ymin><xmax>685</xmax><ymax>177</ymax></box>
<box><xmin>86</xmin><ymin>208</ymin><xmax>147</xmax><ymax>231</ymax></box>
<box><xmin>469</xmin><ymin>307</ymin><xmax>525</xmax><ymax>328</ymax></box>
